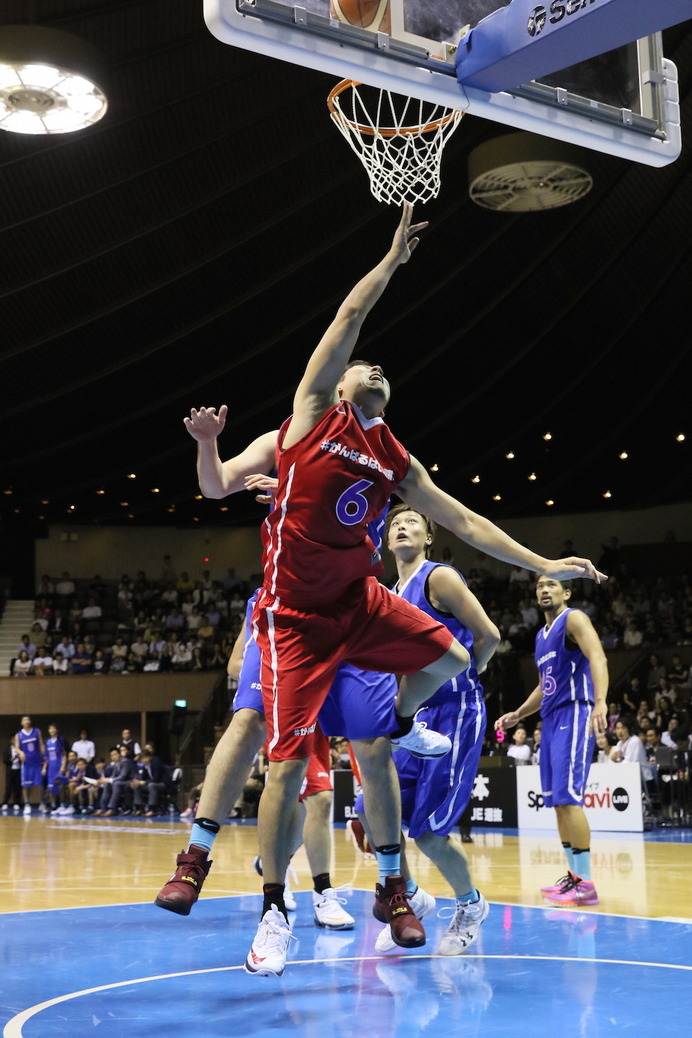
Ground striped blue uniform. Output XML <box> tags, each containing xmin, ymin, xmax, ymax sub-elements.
<box><xmin>45</xmin><ymin>735</ymin><xmax>68</xmax><ymax>795</ymax></box>
<box><xmin>386</xmin><ymin>559</ymin><xmax>485</xmax><ymax>839</ymax></box>
<box><xmin>535</xmin><ymin>607</ymin><xmax>595</xmax><ymax>807</ymax></box>
<box><xmin>17</xmin><ymin>727</ymin><xmax>44</xmax><ymax>788</ymax></box>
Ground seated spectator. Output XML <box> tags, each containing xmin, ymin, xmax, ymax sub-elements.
<box><xmin>52</xmin><ymin>651</ymin><xmax>69</xmax><ymax>675</ymax></box>
<box><xmin>157</xmin><ymin>639</ymin><xmax>173</xmax><ymax>672</ymax></box>
<box><xmin>81</xmin><ymin>598</ymin><xmax>102</xmax><ymax>620</ymax></box>
<box><xmin>54</xmin><ymin>751</ymin><xmax>81</xmax><ymax>814</ymax></box>
<box><xmin>95</xmin><ymin>748</ymin><xmax>127</xmax><ymax>815</ymax></box>
<box><xmin>100</xmin><ymin>745</ymin><xmax>137</xmax><ymax>816</ymax></box>
<box><xmin>610</xmin><ymin>716</ymin><xmax>649</xmax><ymax>769</ymax></box>
<box><xmin>125</xmin><ymin>651</ymin><xmax>144</xmax><ymax>674</ymax></box>
<box><xmin>148</xmin><ymin>628</ymin><xmax>167</xmax><ymax>656</ymax></box>
<box><xmin>668</xmin><ymin>654</ymin><xmax>690</xmax><ymax>696</ymax></box>
<box><xmin>622</xmin><ymin>676</ymin><xmax>641</xmax><ymax>713</ymax></box>
<box><xmin>623</xmin><ymin>621</ymin><xmax>643</xmax><ymax>650</ymax></box>
<box><xmin>644</xmin><ymin>726</ymin><xmax>662</xmax><ymax>761</ymax></box>
<box><xmin>92</xmin><ymin>649</ymin><xmax>109</xmax><ymax>674</ymax></box>
<box><xmin>160</xmin><ymin>582</ymin><xmax>179</xmax><ymax>607</ymax></box>
<box><xmin>70</xmin><ymin>642</ymin><xmax>93</xmax><ymax>675</ymax></box>
<box><xmin>32</xmin><ymin>648</ymin><xmax>54</xmax><ymax>676</ymax></box>
<box><xmin>171</xmin><ymin>639</ymin><xmax>192</xmax><ymax>672</ymax></box>
<box><xmin>70</xmin><ymin>757</ymin><xmax>100</xmax><ymax>814</ymax></box>
<box><xmin>607</xmin><ymin>701</ymin><xmax>621</xmax><ymax>732</ymax></box>
<box><xmin>190</xmin><ymin>646</ymin><xmax>207</xmax><ymax>672</ymax></box>
<box><xmin>54</xmin><ymin>635</ymin><xmax>75</xmax><ymax>660</ymax></box>
<box><xmin>595</xmin><ymin>730</ymin><xmax>617</xmax><ymax>763</ymax></box>
<box><xmin>17</xmin><ymin>634</ymin><xmax>37</xmax><ymax>661</ymax></box>
<box><xmin>129</xmin><ymin>633</ymin><xmax>149</xmax><ymax>663</ymax></box>
<box><xmin>110</xmin><ymin>636</ymin><xmax>129</xmax><ymax>664</ymax></box>
<box><xmin>642</xmin><ymin>616</ymin><xmax>665</xmax><ymax>647</ymax></box>
<box><xmin>530</xmin><ymin>727</ymin><xmax>542</xmax><ymax>765</ymax></box>
<box><xmin>646</xmin><ymin>653</ymin><xmax>667</xmax><ymax>693</ymax></box>
<box><xmin>55</xmin><ymin>572</ymin><xmax>76</xmax><ymax>599</ymax></box>
<box><xmin>33</xmin><ymin>602</ymin><xmax>52</xmax><ymax>631</ymax></box>
<box><xmin>506</xmin><ymin>726</ymin><xmax>532</xmax><ymax>765</ymax></box>
<box><xmin>176</xmin><ymin>571</ymin><xmax>196</xmax><ymax>595</ymax></box>
<box><xmin>12</xmin><ymin>650</ymin><xmax>33</xmax><ymax>677</ymax></box>
<box><xmin>599</xmin><ymin>624</ymin><xmax>619</xmax><ymax>649</ymax></box>
<box><xmin>655</xmin><ymin>693</ymin><xmax>674</xmax><ymax>731</ymax></box>
<box><xmin>164</xmin><ymin>607</ymin><xmax>185</xmax><ymax>633</ymax></box>
<box><xmin>662</xmin><ymin>716</ymin><xmax>681</xmax><ymax>749</ymax></box>
<box><xmin>206</xmin><ymin>642</ymin><xmax>226</xmax><ymax>670</ymax></box>
<box><xmin>30</xmin><ymin>621</ymin><xmax>48</xmax><ymax>650</ymax></box>
<box><xmin>636</xmin><ymin>699</ymin><xmax>654</xmax><ymax>731</ymax></box>
<box><xmin>185</xmin><ymin>604</ymin><xmax>204</xmax><ymax>632</ymax></box>
<box><xmin>132</xmin><ymin>748</ymin><xmax>172</xmax><ymax>816</ymax></box>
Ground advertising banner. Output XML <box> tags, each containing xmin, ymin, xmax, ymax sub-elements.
<box><xmin>516</xmin><ymin>762</ymin><xmax>643</xmax><ymax>831</ymax></box>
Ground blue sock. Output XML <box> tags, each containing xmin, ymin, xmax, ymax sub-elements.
<box><xmin>572</xmin><ymin>848</ymin><xmax>591</xmax><ymax>881</ymax></box>
<box><xmin>406</xmin><ymin>877</ymin><xmax>417</xmax><ymax>895</ymax></box>
<box><xmin>457</xmin><ymin>888</ymin><xmax>479</xmax><ymax>905</ymax></box>
<box><xmin>188</xmin><ymin>817</ymin><xmax>220</xmax><ymax>855</ymax></box>
<box><xmin>562</xmin><ymin>842</ymin><xmax>575</xmax><ymax>872</ymax></box>
<box><xmin>375</xmin><ymin>844</ymin><xmax>401</xmax><ymax>881</ymax></box>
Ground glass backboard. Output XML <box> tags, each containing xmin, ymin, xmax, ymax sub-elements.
<box><xmin>204</xmin><ymin>0</ymin><xmax>681</xmax><ymax>166</ymax></box>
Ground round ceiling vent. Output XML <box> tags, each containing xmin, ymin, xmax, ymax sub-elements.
<box><xmin>468</xmin><ymin>131</ymin><xmax>593</xmax><ymax>212</ymax></box>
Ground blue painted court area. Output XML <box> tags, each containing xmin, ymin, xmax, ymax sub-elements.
<box><xmin>2</xmin><ymin>890</ymin><xmax>692</xmax><ymax>1037</ymax></box>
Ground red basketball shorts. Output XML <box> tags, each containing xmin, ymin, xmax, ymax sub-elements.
<box><xmin>253</xmin><ymin>577</ymin><xmax>454</xmax><ymax>761</ymax></box>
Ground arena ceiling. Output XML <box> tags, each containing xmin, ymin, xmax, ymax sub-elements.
<box><xmin>1</xmin><ymin>1</ymin><xmax>691</xmax><ymax>534</ymax></box>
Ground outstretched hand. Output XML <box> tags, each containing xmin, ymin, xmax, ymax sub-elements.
<box><xmin>392</xmin><ymin>202</ymin><xmax>428</xmax><ymax>264</ymax></box>
<box><xmin>544</xmin><ymin>557</ymin><xmax>608</xmax><ymax>583</ymax></box>
<box><xmin>183</xmin><ymin>405</ymin><xmax>228</xmax><ymax>442</ymax></box>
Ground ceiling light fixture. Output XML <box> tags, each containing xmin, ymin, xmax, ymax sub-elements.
<box><xmin>0</xmin><ymin>25</ymin><xmax>108</xmax><ymax>135</ymax></box>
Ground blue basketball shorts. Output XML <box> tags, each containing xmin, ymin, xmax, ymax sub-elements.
<box><xmin>539</xmin><ymin>701</ymin><xmax>595</xmax><ymax>807</ymax></box>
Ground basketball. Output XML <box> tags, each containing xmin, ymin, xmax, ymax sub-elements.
<box><xmin>330</xmin><ymin>1</ymin><xmax>391</xmax><ymax>35</ymax></box>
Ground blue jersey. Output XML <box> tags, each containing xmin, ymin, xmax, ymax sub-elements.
<box><xmin>394</xmin><ymin>559</ymin><xmax>480</xmax><ymax>707</ymax></box>
<box><xmin>535</xmin><ymin>608</ymin><xmax>594</xmax><ymax>717</ymax></box>
<box><xmin>17</xmin><ymin>728</ymin><xmax>42</xmax><ymax>764</ymax></box>
<box><xmin>46</xmin><ymin>736</ymin><xmax>67</xmax><ymax>766</ymax></box>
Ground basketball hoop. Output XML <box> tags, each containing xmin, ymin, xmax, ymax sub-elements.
<box><xmin>327</xmin><ymin>79</ymin><xmax>463</xmax><ymax>206</ymax></box>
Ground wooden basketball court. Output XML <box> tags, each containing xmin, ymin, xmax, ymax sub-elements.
<box><xmin>2</xmin><ymin>815</ymin><xmax>691</xmax><ymax>1037</ymax></box>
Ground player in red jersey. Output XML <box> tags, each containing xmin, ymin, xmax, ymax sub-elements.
<box><xmin>176</xmin><ymin>206</ymin><xmax>606</xmax><ymax>976</ymax></box>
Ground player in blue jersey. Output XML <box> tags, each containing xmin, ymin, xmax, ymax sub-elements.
<box><xmin>357</xmin><ymin>504</ymin><xmax>500</xmax><ymax>955</ymax></box>
<box><xmin>495</xmin><ymin>576</ymin><xmax>608</xmax><ymax>907</ymax></box>
<box><xmin>14</xmin><ymin>716</ymin><xmax>46</xmax><ymax>816</ymax></box>
<box><xmin>45</xmin><ymin>724</ymin><xmax>69</xmax><ymax>813</ymax></box>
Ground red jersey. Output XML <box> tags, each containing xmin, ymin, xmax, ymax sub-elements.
<box><xmin>260</xmin><ymin>401</ymin><xmax>409</xmax><ymax>605</ymax></box>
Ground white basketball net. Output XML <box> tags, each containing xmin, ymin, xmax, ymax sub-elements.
<box><xmin>328</xmin><ymin>80</ymin><xmax>463</xmax><ymax>206</ymax></box>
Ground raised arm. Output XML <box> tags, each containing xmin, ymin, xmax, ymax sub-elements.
<box><xmin>284</xmin><ymin>204</ymin><xmax>427</xmax><ymax>448</ymax></box>
<box><xmin>397</xmin><ymin>455</ymin><xmax>607</xmax><ymax>583</ymax></box>
<box><xmin>183</xmin><ymin>405</ymin><xmax>278</xmax><ymax>499</ymax></box>
<box><xmin>427</xmin><ymin>566</ymin><xmax>500</xmax><ymax>674</ymax></box>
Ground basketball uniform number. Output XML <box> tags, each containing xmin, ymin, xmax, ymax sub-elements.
<box><xmin>336</xmin><ymin>479</ymin><xmax>374</xmax><ymax>526</ymax></box>
<box><xmin>541</xmin><ymin>665</ymin><xmax>557</xmax><ymax>698</ymax></box>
